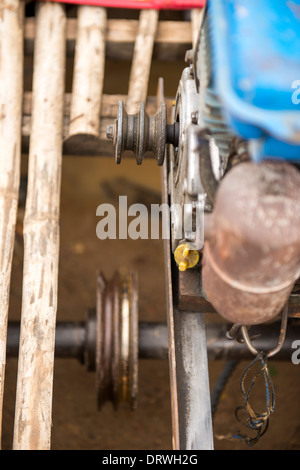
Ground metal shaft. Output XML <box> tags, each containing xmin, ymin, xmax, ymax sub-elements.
<box><xmin>6</xmin><ymin>321</ymin><xmax>86</xmax><ymax>361</ymax></box>
<box><xmin>173</xmin><ymin>311</ymin><xmax>214</xmax><ymax>450</ymax></box>
<box><xmin>6</xmin><ymin>318</ymin><xmax>300</xmax><ymax>364</ymax></box>
<box><xmin>6</xmin><ymin>318</ymin><xmax>169</xmax><ymax>364</ymax></box>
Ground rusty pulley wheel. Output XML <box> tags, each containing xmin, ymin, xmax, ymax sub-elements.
<box><xmin>96</xmin><ymin>268</ymin><xmax>138</xmax><ymax>410</ymax></box>
<box><xmin>106</xmin><ymin>100</ymin><xmax>179</xmax><ymax>166</ymax></box>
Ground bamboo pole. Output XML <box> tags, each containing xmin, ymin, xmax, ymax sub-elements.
<box><xmin>191</xmin><ymin>8</ymin><xmax>203</xmax><ymax>48</ymax></box>
<box><xmin>13</xmin><ymin>1</ymin><xmax>66</xmax><ymax>450</ymax></box>
<box><xmin>21</xmin><ymin>92</ymin><xmax>174</xmax><ymax>157</ymax></box>
<box><xmin>24</xmin><ymin>17</ymin><xmax>193</xmax><ymax>61</ymax></box>
<box><xmin>67</xmin><ymin>6</ymin><xmax>106</xmax><ymax>144</ymax></box>
<box><xmin>23</xmin><ymin>91</ymin><xmax>173</xmax><ymax>120</ymax></box>
<box><xmin>0</xmin><ymin>0</ymin><xmax>24</xmax><ymax>447</ymax></box>
<box><xmin>126</xmin><ymin>9</ymin><xmax>158</xmax><ymax>114</ymax></box>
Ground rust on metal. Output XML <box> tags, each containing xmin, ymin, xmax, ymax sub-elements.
<box><xmin>177</xmin><ymin>267</ymin><xmax>300</xmax><ymax>316</ymax></box>
<box><xmin>177</xmin><ymin>268</ymin><xmax>216</xmax><ymax>313</ymax></box>
<box><xmin>96</xmin><ymin>268</ymin><xmax>138</xmax><ymax>410</ymax></box>
<box><xmin>202</xmin><ymin>160</ymin><xmax>300</xmax><ymax>325</ymax></box>
<box><xmin>107</xmin><ymin>99</ymin><xmax>178</xmax><ymax>165</ymax></box>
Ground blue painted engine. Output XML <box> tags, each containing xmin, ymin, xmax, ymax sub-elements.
<box><xmin>195</xmin><ymin>0</ymin><xmax>300</xmax><ymax>163</ymax></box>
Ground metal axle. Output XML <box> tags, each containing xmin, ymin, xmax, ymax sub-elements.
<box><xmin>6</xmin><ymin>317</ymin><xmax>300</xmax><ymax>363</ymax></box>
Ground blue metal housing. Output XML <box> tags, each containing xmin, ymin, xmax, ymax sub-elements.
<box><xmin>207</xmin><ymin>0</ymin><xmax>300</xmax><ymax>161</ymax></box>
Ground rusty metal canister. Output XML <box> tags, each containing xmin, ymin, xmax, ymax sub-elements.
<box><xmin>202</xmin><ymin>160</ymin><xmax>300</xmax><ymax>325</ymax></box>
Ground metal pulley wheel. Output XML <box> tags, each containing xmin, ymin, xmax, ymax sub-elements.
<box><xmin>96</xmin><ymin>268</ymin><xmax>138</xmax><ymax>410</ymax></box>
<box><xmin>106</xmin><ymin>100</ymin><xmax>179</xmax><ymax>165</ymax></box>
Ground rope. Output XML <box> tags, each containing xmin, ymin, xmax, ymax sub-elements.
<box><xmin>233</xmin><ymin>351</ymin><xmax>275</xmax><ymax>446</ymax></box>
<box><xmin>215</xmin><ymin>351</ymin><xmax>275</xmax><ymax>447</ymax></box>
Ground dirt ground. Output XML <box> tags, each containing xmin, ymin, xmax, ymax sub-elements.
<box><xmin>2</xmin><ymin>12</ymin><xmax>300</xmax><ymax>449</ymax></box>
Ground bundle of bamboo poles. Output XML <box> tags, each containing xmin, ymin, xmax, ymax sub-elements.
<box><xmin>0</xmin><ymin>0</ymin><xmax>202</xmax><ymax>450</ymax></box>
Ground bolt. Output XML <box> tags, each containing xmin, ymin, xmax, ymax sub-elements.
<box><xmin>191</xmin><ymin>111</ymin><xmax>198</xmax><ymax>124</ymax></box>
<box><xmin>174</xmin><ymin>243</ymin><xmax>199</xmax><ymax>272</ymax></box>
<box><xmin>106</xmin><ymin>125</ymin><xmax>114</xmax><ymax>140</ymax></box>
<box><xmin>182</xmin><ymin>246</ymin><xmax>190</xmax><ymax>258</ymax></box>
<box><xmin>179</xmin><ymin>260</ymin><xmax>189</xmax><ymax>272</ymax></box>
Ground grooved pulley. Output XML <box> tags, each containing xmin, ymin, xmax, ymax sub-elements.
<box><xmin>106</xmin><ymin>100</ymin><xmax>178</xmax><ymax>165</ymax></box>
<box><xmin>96</xmin><ymin>268</ymin><xmax>138</xmax><ymax>410</ymax></box>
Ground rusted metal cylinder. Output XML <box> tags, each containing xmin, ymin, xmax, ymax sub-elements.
<box><xmin>202</xmin><ymin>160</ymin><xmax>300</xmax><ymax>325</ymax></box>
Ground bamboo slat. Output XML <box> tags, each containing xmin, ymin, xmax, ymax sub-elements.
<box><xmin>67</xmin><ymin>6</ymin><xmax>106</xmax><ymax>143</ymax></box>
<box><xmin>0</xmin><ymin>0</ymin><xmax>24</xmax><ymax>448</ymax></box>
<box><xmin>13</xmin><ymin>1</ymin><xmax>66</xmax><ymax>450</ymax></box>
<box><xmin>191</xmin><ymin>8</ymin><xmax>203</xmax><ymax>47</ymax></box>
<box><xmin>126</xmin><ymin>9</ymin><xmax>159</xmax><ymax>114</ymax></box>
<box><xmin>21</xmin><ymin>12</ymin><xmax>195</xmax><ymax>158</ymax></box>
<box><xmin>21</xmin><ymin>92</ymin><xmax>174</xmax><ymax>156</ymax></box>
<box><xmin>24</xmin><ymin>17</ymin><xmax>192</xmax><ymax>60</ymax></box>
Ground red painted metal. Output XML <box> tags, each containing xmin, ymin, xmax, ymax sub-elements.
<box><xmin>41</xmin><ymin>0</ymin><xmax>205</xmax><ymax>9</ymax></box>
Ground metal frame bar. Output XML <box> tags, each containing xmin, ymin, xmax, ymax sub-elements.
<box><xmin>161</xmin><ymin>151</ymin><xmax>214</xmax><ymax>450</ymax></box>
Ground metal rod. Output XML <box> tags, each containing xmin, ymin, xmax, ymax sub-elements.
<box><xmin>240</xmin><ymin>303</ymin><xmax>289</xmax><ymax>358</ymax></box>
<box><xmin>267</xmin><ymin>303</ymin><xmax>289</xmax><ymax>358</ymax></box>
<box><xmin>6</xmin><ymin>321</ymin><xmax>86</xmax><ymax>360</ymax></box>
<box><xmin>138</xmin><ymin>322</ymin><xmax>168</xmax><ymax>360</ymax></box>
<box><xmin>6</xmin><ymin>321</ymin><xmax>169</xmax><ymax>363</ymax></box>
<box><xmin>173</xmin><ymin>310</ymin><xmax>214</xmax><ymax>450</ymax></box>
<box><xmin>206</xmin><ymin>320</ymin><xmax>300</xmax><ymax>361</ymax></box>
<box><xmin>6</xmin><ymin>319</ymin><xmax>299</xmax><ymax>364</ymax></box>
